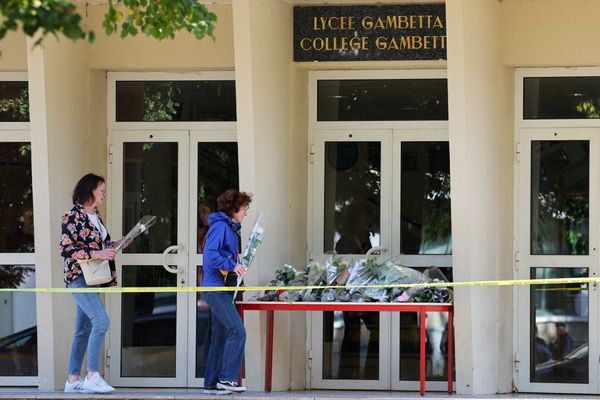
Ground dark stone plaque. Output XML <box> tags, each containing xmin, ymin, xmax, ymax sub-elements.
<box><xmin>294</xmin><ymin>4</ymin><xmax>446</xmax><ymax>62</ymax></box>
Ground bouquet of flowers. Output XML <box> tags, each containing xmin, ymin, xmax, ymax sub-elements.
<box><xmin>114</xmin><ymin>215</ymin><xmax>157</xmax><ymax>251</ymax></box>
<box><xmin>345</xmin><ymin>258</ymin><xmax>388</xmax><ymax>301</ymax></box>
<box><xmin>326</xmin><ymin>256</ymin><xmax>351</xmax><ymax>285</ymax></box>
<box><xmin>253</xmin><ymin>264</ymin><xmax>308</xmax><ymax>302</ymax></box>
<box><xmin>300</xmin><ymin>261</ymin><xmax>327</xmax><ymax>301</ymax></box>
<box><xmin>233</xmin><ymin>211</ymin><xmax>265</xmax><ymax>300</ymax></box>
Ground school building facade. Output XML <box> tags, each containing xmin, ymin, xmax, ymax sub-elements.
<box><xmin>0</xmin><ymin>0</ymin><xmax>599</xmax><ymax>395</ymax></box>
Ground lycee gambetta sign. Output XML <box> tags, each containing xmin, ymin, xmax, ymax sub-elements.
<box><xmin>294</xmin><ymin>4</ymin><xmax>446</xmax><ymax>62</ymax></box>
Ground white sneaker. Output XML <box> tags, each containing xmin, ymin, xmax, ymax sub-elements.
<box><xmin>217</xmin><ymin>380</ymin><xmax>246</xmax><ymax>392</ymax></box>
<box><xmin>82</xmin><ymin>372</ymin><xmax>115</xmax><ymax>393</ymax></box>
<box><xmin>64</xmin><ymin>379</ymin><xmax>94</xmax><ymax>393</ymax></box>
<box><xmin>203</xmin><ymin>387</ymin><xmax>232</xmax><ymax>395</ymax></box>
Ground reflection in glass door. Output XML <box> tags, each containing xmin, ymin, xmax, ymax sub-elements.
<box><xmin>310</xmin><ymin>130</ymin><xmax>391</xmax><ymax>390</ymax></box>
<box><xmin>310</xmin><ymin>130</ymin><xmax>453</xmax><ymax>391</ymax></box>
<box><xmin>109</xmin><ymin>131</ymin><xmax>189</xmax><ymax>387</ymax></box>
<box><xmin>109</xmin><ymin>130</ymin><xmax>239</xmax><ymax>388</ymax></box>
<box><xmin>517</xmin><ymin>130</ymin><xmax>599</xmax><ymax>394</ymax></box>
<box><xmin>390</xmin><ymin>133</ymin><xmax>453</xmax><ymax>391</ymax></box>
<box><xmin>187</xmin><ymin>131</ymin><xmax>239</xmax><ymax>387</ymax></box>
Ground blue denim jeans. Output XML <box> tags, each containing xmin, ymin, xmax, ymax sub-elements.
<box><xmin>67</xmin><ymin>275</ymin><xmax>109</xmax><ymax>375</ymax></box>
<box><xmin>203</xmin><ymin>291</ymin><xmax>246</xmax><ymax>385</ymax></box>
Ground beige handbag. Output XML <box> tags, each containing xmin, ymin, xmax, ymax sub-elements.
<box><xmin>78</xmin><ymin>215</ymin><xmax>157</xmax><ymax>286</ymax></box>
<box><xmin>79</xmin><ymin>258</ymin><xmax>112</xmax><ymax>286</ymax></box>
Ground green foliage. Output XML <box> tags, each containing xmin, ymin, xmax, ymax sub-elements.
<box><xmin>575</xmin><ymin>100</ymin><xmax>600</xmax><ymax>118</ymax></box>
<box><xmin>0</xmin><ymin>88</ymin><xmax>29</xmax><ymax>121</ymax></box>
<box><xmin>0</xmin><ymin>0</ymin><xmax>217</xmax><ymax>46</ymax></box>
<box><xmin>103</xmin><ymin>0</ymin><xmax>217</xmax><ymax>41</ymax></box>
<box><xmin>142</xmin><ymin>83</ymin><xmax>179</xmax><ymax>122</ymax></box>
<box><xmin>0</xmin><ymin>0</ymin><xmax>90</xmax><ymax>46</ymax></box>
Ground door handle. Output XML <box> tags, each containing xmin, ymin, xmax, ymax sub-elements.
<box><xmin>162</xmin><ymin>245</ymin><xmax>183</xmax><ymax>274</ymax></box>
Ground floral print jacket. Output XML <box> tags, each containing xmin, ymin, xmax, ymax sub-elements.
<box><xmin>59</xmin><ymin>203</ymin><xmax>117</xmax><ymax>286</ymax></box>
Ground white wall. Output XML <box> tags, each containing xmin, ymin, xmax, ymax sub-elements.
<box><xmin>447</xmin><ymin>0</ymin><xmax>512</xmax><ymax>394</ymax></box>
<box><xmin>86</xmin><ymin>4</ymin><xmax>234</xmax><ymax>70</ymax></box>
<box><xmin>501</xmin><ymin>0</ymin><xmax>600</xmax><ymax>67</ymax></box>
<box><xmin>0</xmin><ymin>31</ymin><xmax>27</xmax><ymax>70</ymax></box>
<box><xmin>232</xmin><ymin>0</ymin><xmax>303</xmax><ymax>390</ymax></box>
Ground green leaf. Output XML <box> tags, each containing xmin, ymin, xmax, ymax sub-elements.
<box><xmin>0</xmin><ymin>0</ymin><xmax>217</xmax><ymax>45</ymax></box>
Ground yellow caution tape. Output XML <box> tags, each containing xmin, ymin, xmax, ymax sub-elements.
<box><xmin>0</xmin><ymin>277</ymin><xmax>595</xmax><ymax>293</ymax></box>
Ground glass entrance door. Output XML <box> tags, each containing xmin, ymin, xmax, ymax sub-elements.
<box><xmin>516</xmin><ymin>128</ymin><xmax>600</xmax><ymax>393</ymax></box>
<box><xmin>108</xmin><ymin>130</ymin><xmax>189</xmax><ymax>387</ymax></box>
<box><xmin>108</xmin><ymin>130</ymin><xmax>239</xmax><ymax>387</ymax></box>
<box><xmin>310</xmin><ymin>130</ymin><xmax>392</xmax><ymax>390</ymax></box>
<box><xmin>390</xmin><ymin>131</ymin><xmax>453</xmax><ymax>392</ymax></box>
<box><xmin>309</xmin><ymin>130</ymin><xmax>453</xmax><ymax>390</ymax></box>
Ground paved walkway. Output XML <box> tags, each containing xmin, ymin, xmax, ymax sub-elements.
<box><xmin>0</xmin><ymin>389</ymin><xmax>598</xmax><ymax>400</ymax></box>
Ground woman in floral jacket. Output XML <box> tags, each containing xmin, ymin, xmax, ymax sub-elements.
<box><xmin>59</xmin><ymin>173</ymin><xmax>119</xmax><ymax>394</ymax></box>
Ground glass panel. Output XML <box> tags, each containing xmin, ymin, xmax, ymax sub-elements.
<box><xmin>398</xmin><ymin>312</ymin><xmax>454</xmax><ymax>382</ymax></box>
<box><xmin>123</xmin><ymin>142</ymin><xmax>178</xmax><ymax>253</ymax></box>
<box><xmin>317</xmin><ymin>79</ymin><xmax>448</xmax><ymax>121</ymax></box>
<box><xmin>530</xmin><ymin>267</ymin><xmax>588</xmax><ymax>384</ymax></box>
<box><xmin>524</xmin><ymin>77</ymin><xmax>600</xmax><ymax>120</ymax></box>
<box><xmin>0</xmin><ymin>81</ymin><xmax>29</xmax><ymax>122</ymax></box>
<box><xmin>398</xmin><ymin>267</ymin><xmax>453</xmax><ymax>381</ymax></box>
<box><xmin>0</xmin><ymin>142</ymin><xmax>34</xmax><ymax>253</ymax></box>
<box><xmin>116</xmin><ymin>81</ymin><xmax>236</xmax><ymax>122</ymax></box>
<box><xmin>530</xmin><ymin>141</ymin><xmax>589</xmax><ymax>255</ymax></box>
<box><xmin>324</xmin><ymin>142</ymin><xmax>381</xmax><ymax>254</ymax></box>
<box><xmin>197</xmin><ymin>142</ymin><xmax>239</xmax><ymax>253</ymax></box>
<box><xmin>195</xmin><ymin>266</ymin><xmax>211</xmax><ymax>378</ymax></box>
<box><xmin>0</xmin><ymin>266</ymin><xmax>37</xmax><ymax>376</ymax></box>
<box><xmin>322</xmin><ymin>311</ymin><xmax>379</xmax><ymax>380</ymax></box>
<box><xmin>121</xmin><ymin>266</ymin><xmax>177</xmax><ymax>377</ymax></box>
<box><xmin>401</xmin><ymin>142</ymin><xmax>451</xmax><ymax>255</ymax></box>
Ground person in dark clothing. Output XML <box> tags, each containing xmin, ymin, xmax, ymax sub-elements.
<box><xmin>335</xmin><ymin>201</ymin><xmax>378</xmax><ymax>379</ymax></box>
<box><xmin>550</xmin><ymin>322</ymin><xmax>573</xmax><ymax>361</ymax></box>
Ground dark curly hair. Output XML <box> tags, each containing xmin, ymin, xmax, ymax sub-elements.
<box><xmin>72</xmin><ymin>173</ymin><xmax>105</xmax><ymax>205</ymax></box>
<box><xmin>217</xmin><ymin>189</ymin><xmax>253</xmax><ymax>217</ymax></box>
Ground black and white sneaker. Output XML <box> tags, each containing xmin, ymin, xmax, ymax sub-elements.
<box><xmin>216</xmin><ymin>380</ymin><xmax>246</xmax><ymax>392</ymax></box>
<box><xmin>203</xmin><ymin>386</ymin><xmax>232</xmax><ymax>395</ymax></box>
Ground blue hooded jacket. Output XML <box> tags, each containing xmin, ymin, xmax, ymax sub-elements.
<box><xmin>202</xmin><ymin>212</ymin><xmax>241</xmax><ymax>287</ymax></box>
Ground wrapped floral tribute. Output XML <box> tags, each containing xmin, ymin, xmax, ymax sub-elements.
<box><xmin>255</xmin><ymin>255</ymin><xmax>452</xmax><ymax>303</ymax></box>
<box><xmin>115</xmin><ymin>215</ymin><xmax>157</xmax><ymax>251</ymax></box>
<box><xmin>232</xmin><ymin>212</ymin><xmax>265</xmax><ymax>300</ymax></box>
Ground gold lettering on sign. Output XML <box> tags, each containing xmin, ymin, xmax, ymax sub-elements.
<box><xmin>361</xmin><ymin>14</ymin><xmax>444</xmax><ymax>30</ymax></box>
<box><xmin>374</xmin><ymin>35</ymin><xmax>446</xmax><ymax>50</ymax></box>
<box><xmin>300</xmin><ymin>8</ymin><xmax>446</xmax><ymax>56</ymax></box>
<box><xmin>300</xmin><ymin>38</ymin><xmax>312</xmax><ymax>50</ymax></box>
<box><xmin>299</xmin><ymin>36</ymin><xmax>369</xmax><ymax>51</ymax></box>
<box><xmin>313</xmin><ymin>16</ymin><xmax>355</xmax><ymax>31</ymax></box>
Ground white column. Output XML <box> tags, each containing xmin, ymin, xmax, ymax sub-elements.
<box><xmin>27</xmin><ymin>36</ymin><xmax>91</xmax><ymax>390</ymax></box>
<box><xmin>232</xmin><ymin>0</ymin><xmax>306</xmax><ymax>391</ymax></box>
<box><xmin>446</xmin><ymin>0</ymin><xmax>513</xmax><ymax>394</ymax></box>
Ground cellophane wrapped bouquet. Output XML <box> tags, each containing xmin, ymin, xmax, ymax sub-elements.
<box><xmin>233</xmin><ymin>212</ymin><xmax>265</xmax><ymax>300</ymax></box>
<box><xmin>256</xmin><ymin>257</ymin><xmax>452</xmax><ymax>303</ymax></box>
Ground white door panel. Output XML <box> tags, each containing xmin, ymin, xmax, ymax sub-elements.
<box><xmin>108</xmin><ymin>130</ymin><xmax>189</xmax><ymax>387</ymax></box>
<box><xmin>309</xmin><ymin>129</ymin><xmax>453</xmax><ymax>391</ymax></box>
<box><xmin>516</xmin><ymin>129</ymin><xmax>600</xmax><ymax>393</ymax></box>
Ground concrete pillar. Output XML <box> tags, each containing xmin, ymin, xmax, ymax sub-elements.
<box><xmin>446</xmin><ymin>0</ymin><xmax>513</xmax><ymax>394</ymax></box>
<box><xmin>27</xmin><ymin>36</ymin><xmax>91</xmax><ymax>390</ymax></box>
<box><xmin>232</xmin><ymin>0</ymin><xmax>307</xmax><ymax>391</ymax></box>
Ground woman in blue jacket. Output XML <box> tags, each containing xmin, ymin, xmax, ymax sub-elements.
<box><xmin>202</xmin><ymin>189</ymin><xmax>252</xmax><ymax>394</ymax></box>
